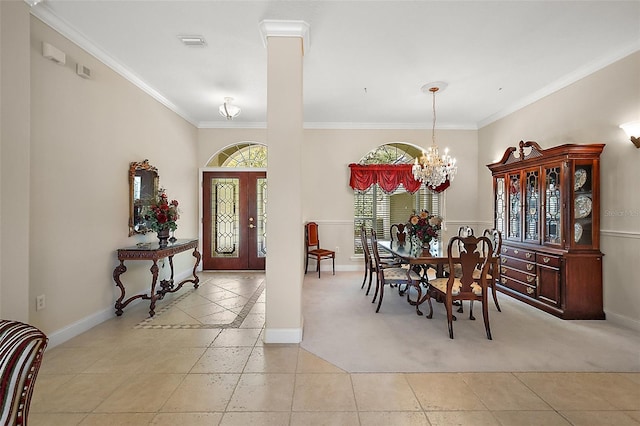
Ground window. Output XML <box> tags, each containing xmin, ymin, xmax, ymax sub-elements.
<box><xmin>206</xmin><ymin>143</ymin><xmax>267</xmax><ymax>168</ymax></box>
<box><xmin>353</xmin><ymin>143</ymin><xmax>442</xmax><ymax>254</ymax></box>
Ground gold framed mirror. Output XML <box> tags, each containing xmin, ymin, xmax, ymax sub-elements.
<box><xmin>128</xmin><ymin>160</ymin><xmax>159</xmax><ymax>236</ymax></box>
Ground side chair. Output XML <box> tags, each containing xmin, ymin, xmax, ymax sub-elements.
<box><xmin>305</xmin><ymin>222</ymin><xmax>335</xmax><ymax>278</ymax></box>
<box><xmin>473</xmin><ymin>228</ymin><xmax>503</xmax><ymax>312</ymax></box>
<box><xmin>359</xmin><ymin>227</ymin><xmax>402</xmax><ymax>295</ymax></box>
<box><xmin>390</xmin><ymin>223</ymin><xmax>407</xmax><ymax>244</ymax></box>
<box><xmin>426</xmin><ymin>235</ymin><xmax>494</xmax><ymax>339</ymax></box>
<box><xmin>370</xmin><ymin>230</ymin><xmax>421</xmax><ymax>313</ymax></box>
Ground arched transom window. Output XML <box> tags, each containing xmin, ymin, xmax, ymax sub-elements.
<box><xmin>206</xmin><ymin>143</ymin><xmax>267</xmax><ymax>168</ymax></box>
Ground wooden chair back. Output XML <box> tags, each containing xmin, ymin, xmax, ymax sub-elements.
<box><xmin>447</xmin><ymin>235</ymin><xmax>491</xmax><ymax>294</ymax></box>
<box><xmin>306</xmin><ymin>221</ymin><xmax>320</xmax><ymax>248</ymax></box>
<box><xmin>390</xmin><ymin>223</ymin><xmax>407</xmax><ymax>243</ymax></box>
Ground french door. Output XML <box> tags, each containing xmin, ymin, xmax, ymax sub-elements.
<box><xmin>203</xmin><ymin>171</ymin><xmax>266</xmax><ymax>270</ymax></box>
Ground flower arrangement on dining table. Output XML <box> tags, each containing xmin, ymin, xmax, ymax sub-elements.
<box><xmin>144</xmin><ymin>188</ymin><xmax>180</xmax><ymax>233</ymax></box>
<box><xmin>406</xmin><ymin>210</ymin><xmax>443</xmax><ymax>246</ymax></box>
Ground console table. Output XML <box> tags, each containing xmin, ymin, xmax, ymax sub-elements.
<box><xmin>113</xmin><ymin>238</ymin><xmax>201</xmax><ymax>317</ymax></box>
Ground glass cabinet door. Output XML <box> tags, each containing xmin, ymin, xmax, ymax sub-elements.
<box><xmin>544</xmin><ymin>166</ymin><xmax>562</xmax><ymax>245</ymax></box>
<box><xmin>495</xmin><ymin>177</ymin><xmax>506</xmax><ymax>236</ymax></box>
<box><xmin>507</xmin><ymin>173</ymin><xmax>521</xmax><ymax>240</ymax></box>
<box><xmin>524</xmin><ymin>169</ymin><xmax>540</xmax><ymax>242</ymax></box>
<box><xmin>573</xmin><ymin>164</ymin><xmax>593</xmax><ymax>246</ymax></box>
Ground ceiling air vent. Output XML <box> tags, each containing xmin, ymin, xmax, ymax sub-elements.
<box><xmin>177</xmin><ymin>35</ymin><xmax>206</xmax><ymax>47</ymax></box>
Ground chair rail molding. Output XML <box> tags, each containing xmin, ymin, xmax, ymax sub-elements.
<box><xmin>601</xmin><ymin>229</ymin><xmax>640</xmax><ymax>239</ymax></box>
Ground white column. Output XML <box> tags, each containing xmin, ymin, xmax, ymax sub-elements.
<box><xmin>261</xmin><ymin>20</ymin><xmax>308</xmax><ymax>343</ymax></box>
<box><xmin>0</xmin><ymin>0</ymin><xmax>31</xmax><ymax>321</ymax></box>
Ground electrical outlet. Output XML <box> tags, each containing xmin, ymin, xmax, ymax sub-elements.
<box><xmin>335</xmin><ymin>246</ymin><xmax>340</xmax><ymax>253</ymax></box>
<box><xmin>36</xmin><ymin>294</ymin><xmax>46</xmax><ymax>311</ymax></box>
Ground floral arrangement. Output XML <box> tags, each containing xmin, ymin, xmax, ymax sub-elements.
<box><xmin>406</xmin><ymin>210</ymin><xmax>443</xmax><ymax>245</ymax></box>
<box><xmin>144</xmin><ymin>188</ymin><xmax>180</xmax><ymax>232</ymax></box>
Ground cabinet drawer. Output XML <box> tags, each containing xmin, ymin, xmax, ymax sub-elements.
<box><xmin>501</xmin><ymin>246</ymin><xmax>536</xmax><ymax>261</ymax></box>
<box><xmin>536</xmin><ymin>253</ymin><xmax>561</xmax><ymax>268</ymax></box>
<box><xmin>500</xmin><ymin>256</ymin><xmax>536</xmax><ymax>273</ymax></box>
<box><xmin>499</xmin><ymin>275</ymin><xmax>536</xmax><ymax>296</ymax></box>
<box><xmin>502</xmin><ymin>267</ymin><xmax>537</xmax><ymax>285</ymax></box>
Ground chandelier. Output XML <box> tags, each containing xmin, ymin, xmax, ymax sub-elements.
<box><xmin>412</xmin><ymin>82</ymin><xmax>457</xmax><ymax>189</ymax></box>
<box><xmin>219</xmin><ymin>97</ymin><xmax>241</xmax><ymax>120</ymax></box>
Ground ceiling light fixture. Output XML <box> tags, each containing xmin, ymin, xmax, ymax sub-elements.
<box><xmin>412</xmin><ymin>82</ymin><xmax>457</xmax><ymax>189</ymax></box>
<box><xmin>619</xmin><ymin>121</ymin><xmax>640</xmax><ymax>148</ymax></box>
<box><xmin>219</xmin><ymin>97</ymin><xmax>240</xmax><ymax>120</ymax></box>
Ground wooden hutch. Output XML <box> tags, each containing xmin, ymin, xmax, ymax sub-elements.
<box><xmin>487</xmin><ymin>141</ymin><xmax>605</xmax><ymax>319</ymax></box>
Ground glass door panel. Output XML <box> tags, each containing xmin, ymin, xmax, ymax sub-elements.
<box><xmin>544</xmin><ymin>166</ymin><xmax>562</xmax><ymax>245</ymax></box>
<box><xmin>495</xmin><ymin>177</ymin><xmax>506</xmax><ymax>235</ymax></box>
<box><xmin>507</xmin><ymin>173</ymin><xmax>521</xmax><ymax>240</ymax></box>
<box><xmin>212</xmin><ymin>177</ymin><xmax>240</xmax><ymax>258</ymax></box>
<box><xmin>573</xmin><ymin>164</ymin><xmax>593</xmax><ymax>246</ymax></box>
<box><xmin>524</xmin><ymin>169</ymin><xmax>540</xmax><ymax>242</ymax></box>
<box><xmin>255</xmin><ymin>177</ymin><xmax>267</xmax><ymax>259</ymax></box>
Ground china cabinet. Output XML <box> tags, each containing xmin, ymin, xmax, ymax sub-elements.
<box><xmin>487</xmin><ymin>141</ymin><xmax>605</xmax><ymax>319</ymax></box>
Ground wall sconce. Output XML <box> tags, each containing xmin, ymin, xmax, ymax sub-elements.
<box><xmin>620</xmin><ymin>121</ymin><xmax>640</xmax><ymax>148</ymax></box>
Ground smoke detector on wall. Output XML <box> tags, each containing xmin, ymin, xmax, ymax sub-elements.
<box><xmin>42</xmin><ymin>42</ymin><xmax>65</xmax><ymax>65</ymax></box>
<box><xmin>177</xmin><ymin>35</ymin><xmax>207</xmax><ymax>47</ymax></box>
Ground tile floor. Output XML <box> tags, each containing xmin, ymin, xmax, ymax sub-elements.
<box><xmin>29</xmin><ymin>272</ymin><xmax>640</xmax><ymax>425</ymax></box>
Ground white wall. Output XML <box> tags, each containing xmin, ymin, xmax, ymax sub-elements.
<box><xmin>478</xmin><ymin>51</ymin><xmax>640</xmax><ymax>328</ymax></box>
<box><xmin>0</xmin><ymin>0</ymin><xmax>31</xmax><ymax>322</ymax></box>
<box><xmin>27</xmin><ymin>16</ymin><xmax>199</xmax><ymax>336</ymax></box>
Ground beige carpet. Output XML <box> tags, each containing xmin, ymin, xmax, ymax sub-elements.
<box><xmin>300</xmin><ymin>271</ymin><xmax>640</xmax><ymax>373</ymax></box>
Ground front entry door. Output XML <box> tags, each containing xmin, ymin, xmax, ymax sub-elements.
<box><xmin>203</xmin><ymin>171</ymin><xmax>266</xmax><ymax>270</ymax></box>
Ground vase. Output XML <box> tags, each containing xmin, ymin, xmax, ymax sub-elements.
<box><xmin>157</xmin><ymin>227</ymin><xmax>170</xmax><ymax>248</ymax></box>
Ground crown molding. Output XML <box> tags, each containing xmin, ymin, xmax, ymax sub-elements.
<box><xmin>198</xmin><ymin>121</ymin><xmax>267</xmax><ymax>129</ymax></box>
<box><xmin>478</xmin><ymin>40</ymin><xmax>640</xmax><ymax>129</ymax></box>
<box><xmin>303</xmin><ymin>122</ymin><xmax>478</xmax><ymax>130</ymax></box>
<box><xmin>198</xmin><ymin>121</ymin><xmax>478</xmax><ymax>130</ymax></box>
<box><xmin>30</xmin><ymin>4</ymin><xmax>199</xmax><ymax>127</ymax></box>
<box><xmin>259</xmin><ymin>20</ymin><xmax>310</xmax><ymax>54</ymax></box>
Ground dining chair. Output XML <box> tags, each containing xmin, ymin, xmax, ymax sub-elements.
<box><xmin>444</xmin><ymin>225</ymin><xmax>475</xmax><ymax>279</ymax></box>
<box><xmin>370</xmin><ymin>230</ymin><xmax>421</xmax><ymax>313</ymax></box>
<box><xmin>360</xmin><ymin>227</ymin><xmax>403</xmax><ymax>295</ymax></box>
<box><xmin>305</xmin><ymin>222</ymin><xmax>335</xmax><ymax>278</ymax></box>
<box><xmin>426</xmin><ymin>235</ymin><xmax>494</xmax><ymax>339</ymax></box>
<box><xmin>445</xmin><ymin>225</ymin><xmax>475</xmax><ymax>313</ymax></box>
<box><xmin>390</xmin><ymin>223</ymin><xmax>407</xmax><ymax>244</ymax></box>
<box><xmin>473</xmin><ymin>228</ymin><xmax>502</xmax><ymax>312</ymax></box>
<box><xmin>0</xmin><ymin>320</ymin><xmax>48</xmax><ymax>426</ymax></box>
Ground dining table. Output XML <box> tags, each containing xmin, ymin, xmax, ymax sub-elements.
<box><xmin>377</xmin><ymin>239</ymin><xmax>449</xmax><ymax>317</ymax></box>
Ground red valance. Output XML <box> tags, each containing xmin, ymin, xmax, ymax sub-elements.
<box><xmin>348</xmin><ymin>164</ymin><xmax>450</xmax><ymax>194</ymax></box>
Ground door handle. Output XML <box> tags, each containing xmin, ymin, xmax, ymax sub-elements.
<box><xmin>249</xmin><ymin>217</ymin><xmax>255</xmax><ymax>228</ymax></box>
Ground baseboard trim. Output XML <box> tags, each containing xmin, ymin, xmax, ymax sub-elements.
<box><xmin>45</xmin><ymin>268</ymin><xmax>194</xmax><ymax>349</ymax></box>
<box><xmin>47</xmin><ymin>306</ymin><xmax>116</xmax><ymax>349</ymax></box>
<box><xmin>264</xmin><ymin>327</ymin><xmax>303</xmax><ymax>343</ymax></box>
<box><xmin>604</xmin><ymin>310</ymin><xmax>640</xmax><ymax>332</ymax></box>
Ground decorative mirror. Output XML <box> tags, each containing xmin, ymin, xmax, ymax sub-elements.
<box><xmin>128</xmin><ymin>160</ymin><xmax>159</xmax><ymax>236</ymax></box>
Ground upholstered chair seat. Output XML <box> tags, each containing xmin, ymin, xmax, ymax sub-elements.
<box><xmin>429</xmin><ymin>277</ymin><xmax>482</xmax><ymax>296</ymax></box>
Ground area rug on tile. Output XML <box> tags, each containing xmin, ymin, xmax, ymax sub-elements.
<box><xmin>135</xmin><ymin>272</ymin><xmax>264</xmax><ymax>329</ymax></box>
<box><xmin>300</xmin><ymin>271</ymin><xmax>640</xmax><ymax>373</ymax></box>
